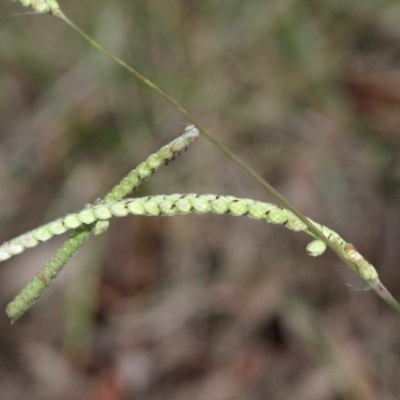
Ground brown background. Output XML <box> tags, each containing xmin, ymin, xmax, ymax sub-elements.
<box><xmin>1</xmin><ymin>1</ymin><xmax>400</xmax><ymax>399</ymax></box>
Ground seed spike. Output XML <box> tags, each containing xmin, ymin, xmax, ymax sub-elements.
<box><xmin>4</xmin><ymin>193</ymin><xmax>383</xmax><ymax>321</ymax></box>
<box><xmin>5</xmin><ymin>126</ymin><xmax>200</xmax><ymax>321</ymax></box>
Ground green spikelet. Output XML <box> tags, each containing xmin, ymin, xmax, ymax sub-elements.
<box><xmin>103</xmin><ymin>125</ymin><xmax>199</xmax><ymax>203</ymax></box>
<box><xmin>6</xmin><ymin>228</ymin><xmax>90</xmax><ymax>322</ymax></box>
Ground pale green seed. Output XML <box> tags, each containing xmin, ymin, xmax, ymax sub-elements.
<box><xmin>174</xmin><ymin>197</ymin><xmax>193</xmax><ymax>214</ymax></box>
<box><xmin>158</xmin><ymin>194</ymin><xmax>182</xmax><ymax>214</ymax></box>
<box><xmin>93</xmin><ymin>205</ymin><xmax>112</xmax><ymax>220</ymax></box>
<box><xmin>33</xmin><ymin>227</ymin><xmax>53</xmax><ymax>242</ymax></box>
<box><xmin>158</xmin><ymin>198</ymin><xmax>176</xmax><ymax>214</ymax></box>
<box><xmin>77</xmin><ymin>209</ymin><xmax>97</xmax><ymax>224</ymax></box>
<box><xmin>357</xmin><ymin>260</ymin><xmax>379</xmax><ymax>282</ymax></box>
<box><xmin>209</xmin><ymin>197</ymin><xmax>230</xmax><ymax>214</ymax></box>
<box><xmin>94</xmin><ymin>221</ymin><xmax>109</xmax><ymax>235</ymax></box>
<box><xmin>63</xmin><ymin>215</ymin><xmax>82</xmax><ymax>229</ymax></box>
<box><xmin>191</xmin><ymin>196</ymin><xmax>211</xmax><ymax>213</ymax></box>
<box><xmin>247</xmin><ymin>202</ymin><xmax>271</xmax><ymax>219</ymax></box>
<box><xmin>8</xmin><ymin>242</ymin><xmax>25</xmax><ymax>255</ymax></box>
<box><xmin>170</xmin><ymin>138</ymin><xmax>186</xmax><ymax>153</ymax></box>
<box><xmin>228</xmin><ymin>199</ymin><xmax>248</xmax><ymax>216</ymax></box>
<box><xmin>319</xmin><ymin>224</ymin><xmax>343</xmax><ymax>246</ymax></box>
<box><xmin>48</xmin><ymin>220</ymin><xmax>68</xmax><ymax>236</ymax></box>
<box><xmin>0</xmin><ymin>250</ymin><xmax>11</xmax><ymax>261</ymax></box>
<box><xmin>157</xmin><ymin>147</ymin><xmax>174</xmax><ymax>161</ymax></box>
<box><xmin>184</xmin><ymin>124</ymin><xmax>200</xmax><ymax>137</ymax></box>
<box><xmin>268</xmin><ymin>207</ymin><xmax>289</xmax><ymax>224</ymax></box>
<box><xmin>126</xmin><ymin>200</ymin><xmax>146</xmax><ymax>215</ymax></box>
<box><xmin>170</xmin><ymin>125</ymin><xmax>199</xmax><ymax>152</ymax></box>
<box><xmin>143</xmin><ymin>198</ymin><xmax>162</xmax><ymax>216</ymax></box>
<box><xmin>306</xmin><ymin>239</ymin><xmax>327</xmax><ymax>257</ymax></box>
<box><xmin>19</xmin><ymin>234</ymin><xmax>39</xmax><ymax>248</ymax></box>
<box><xmin>146</xmin><ymin>154</ymin><xmax>163</xmax><ymax>170</ymax></box>
<box><xmin>125</xmin><ymin>173</ymin><xmax>140</xmax><ymax>187</ymax></box>
<box><xmin>286</xmin><ymin>216</ymin><xmax>307</xmax><ymax>232</ymax></box>
<box><xmin>109</xmin><ymin>202</ymin><xmax>129</xmax><ymax>217</ymax></box>
<box><xmin>136</xmin><ymin>164</ymin><xmax>152</xmax><ymax>180</ymax></box>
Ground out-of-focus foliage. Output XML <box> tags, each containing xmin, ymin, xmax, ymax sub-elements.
<box><xmin>1</xmin><ymin>0</ymin><xmax>400</xmax><ymax>399</ymax></box>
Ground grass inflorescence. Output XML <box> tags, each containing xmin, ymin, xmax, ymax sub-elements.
<box><xmin>5</xmin><ymin>0</ymin><xmax>400</xmax><ymax>323</ymax></box>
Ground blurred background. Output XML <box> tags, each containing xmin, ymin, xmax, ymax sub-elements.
<box><xmin>1</xmin><ymin>0</ymin><xmax>400</xmax><ymax>399</ymax></box>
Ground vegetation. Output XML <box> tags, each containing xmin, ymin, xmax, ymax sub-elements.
<box><xmin>1</xmin><ymin>0</ymin><xmax>400</xmax><ymax>398</ymax></box>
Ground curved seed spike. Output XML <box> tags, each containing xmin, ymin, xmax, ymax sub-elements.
<box><xmin>1</xmin><ymin>194</ymin><xmax>378</xmax><ymax>279</ymax></box>
<box><xmin>6</xmin><ymin>193</ymin><xmax>382</xmax><ymax>321</ymax></box>
<box><xmin>103</xmin><ymin>125</ymin><xmax>199</xmax><ymax>203</ymax></box>
<box><xmin>0</xmin><ymin>194</ymin><xmax>360</xmax><ymax>262</ymax></box>
<box><xmin>6</xmin><ymin>228</ymin><xmax>91</xmax><ymax>323</ymax></box>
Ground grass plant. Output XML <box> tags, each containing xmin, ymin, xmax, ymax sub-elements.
<box><xmin>5</xmin><ymin>0</ymin><xmax>400</xmax><ymax>323</ymax></box>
